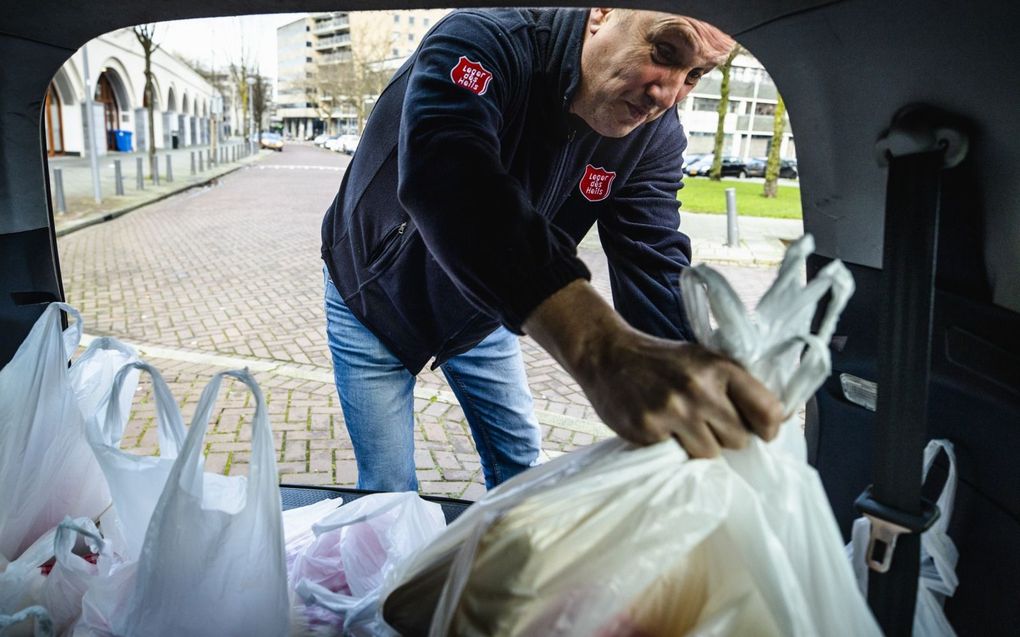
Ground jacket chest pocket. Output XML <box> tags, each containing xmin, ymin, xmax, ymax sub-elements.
<box><xmin>367</xmin><ymin>221</ymin><xmax>409</xmax><ymax>271</ymax></box>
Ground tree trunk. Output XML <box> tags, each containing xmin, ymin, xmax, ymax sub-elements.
<box><xmin>763</xmin><ymin>94</ymin><xmax>788</xmax><ymax>198</ymax></box>
<box><xmin>710</xmin><ymin>46</ymin><xmax>740</xmax><ymax>181</ymax></box>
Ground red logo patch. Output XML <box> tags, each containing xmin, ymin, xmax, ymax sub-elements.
<box><xmin>578</xmin><ymin>164</ymin><xmax>616</xmax><ymax>202</ymax></box>
<box><xmin>450</xmin><ymin>56</ymin><xmax>493</xmax><ymax>96</ymax></box>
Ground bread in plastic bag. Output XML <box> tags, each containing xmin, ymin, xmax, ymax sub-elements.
<box><xmin>380</xmin><ymin>235</ymin><xmax>881</xmax><ymax>637</ymax></box>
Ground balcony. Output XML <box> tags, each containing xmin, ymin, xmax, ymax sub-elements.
<box><xmin>315</xmin><ymin>34</ymin><xmax>351</xmax><ymax>51</ymax></box>
<box><xmin>313</xmin><ymin>16</ymin><xmax>350</xmax><ymax>35</ymax></box>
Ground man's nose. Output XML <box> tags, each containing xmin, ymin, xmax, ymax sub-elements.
<box><xmin>647</xmin><ymin>73</ymin><xmax>690</xmax><ymax>109</ymax></box>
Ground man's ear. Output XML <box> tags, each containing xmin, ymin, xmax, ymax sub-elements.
<box><xmin>588</xmin><ymin>8</ymin><xmax>614</xmax><ymax>34</ymax></box>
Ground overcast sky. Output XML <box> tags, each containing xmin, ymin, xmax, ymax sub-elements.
<box><xmin>156</xmin><ymin>13</ymin><xmax>306</xmax><ymax>80</ymax></box>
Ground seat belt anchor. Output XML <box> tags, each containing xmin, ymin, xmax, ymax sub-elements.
<box><xmin>854</xmin><ymin>486</ymin><xmax>940</xmax><ymax>573</ymax></box>
<box><xmin>874</xmin><ymin>104</ymin><xmax>969</xmax><ymax>168</ymax></box>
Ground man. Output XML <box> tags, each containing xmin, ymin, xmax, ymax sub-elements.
<box><xmin>321</xmin><ymin>8</ymin><xmax>782</xmax><ymax>492</ymax></box>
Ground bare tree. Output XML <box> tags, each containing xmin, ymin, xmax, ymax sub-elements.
<box><xmin>302</xmin><ymin>29</ymin><xmax>393</xmax><ymax>135</ymax></box>
<box><xmin>250</xmin><ymin>70</ymin><xmax>272</xmax><ymax>135</ymax></box>
<box><xmin>763</xmin><ymin>93</ymin><xmax>788</xmax><ymax>198</ymax></box>
<box><xmin>132</xmin><ymin>24</ymin><xmax>159</xmax><ymax>180</ymax></box>
<box><xmin>709</xmin><ymin>45</ymin><xmax>741</xmax><ymax>181</ymax></box>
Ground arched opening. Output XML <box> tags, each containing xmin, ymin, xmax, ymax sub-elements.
<box><xmin>44</xmin><ymin>82</ymin><xmax>65</xmax><ymax>157</ymax></box>
<box><xmin>95</xmin><ymin>72</ymin><xmax>120</xmax><ymax>151</ymax></box>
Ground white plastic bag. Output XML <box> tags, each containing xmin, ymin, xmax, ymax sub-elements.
<box><xmin>0</xmin><ymin>517</ymin><xmax>105</xmax><ymax>637</ymax></box>
<box><xmin>848</xmin><ymin>439</ymin><xmax>959</xmax><ymax>636</ymax></box>
<box><xmin>85</xmin><ymin>361</ymin><xmax>186</xmax><ymax>561</ymax></box>
<box><xmin>293</xmin><ymin>492</ymin><xmax>446</xmax><ymax>636</ymax></box>
<box><xmin>109</xmin><ymin>369</ymin><xmax>289</xmax><ymax>637</ymax></box>
<box><xmin>0</xmin><ymin>606</ymin><xmax>52</xmax><ymax>637</ymax></box>
<box><xmin>0</xmin><ymin>303</ymin><xmax>137</xmax><ymax>563</ymax></box>
<box><xmin>381</xmin><ymin>235</ymin><xmax>880</xmax><ymax>636</ymax></box>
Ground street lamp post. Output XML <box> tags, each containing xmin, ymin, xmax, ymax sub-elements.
<box><xmin>246</xmin><ymin>75</ymin><xmax>255</xmax><ymax>155</ymax></box>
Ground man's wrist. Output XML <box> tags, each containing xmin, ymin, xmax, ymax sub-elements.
<box><xmin>522</xmin><ymin>279</ymin><xmax>628</xmax><ymax>377</ymax></box>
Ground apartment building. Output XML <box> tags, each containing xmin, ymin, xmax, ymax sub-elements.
<box><xmin>679</xmin><ymin>51</ymin><xmax>796</xmax><ymax>161</ymax></box>
<box><xmin>276</xmin><ymin>10</ymin><xmax>451</xmax><ymax>139</ymax></box>
<box><xmin>277</xmin><ymin>12</ymin><xmax>794</xmax><ymax>161</ymax></box>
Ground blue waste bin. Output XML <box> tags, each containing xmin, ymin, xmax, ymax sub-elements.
<box><xmin>114</xmin><ymin>130</ymin><xmax>133</xmax><ymax>152</ymax></box>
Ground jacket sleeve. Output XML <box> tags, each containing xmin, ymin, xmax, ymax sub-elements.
<box><xmin>596</xmin><ymin>118</ymin><xmax>695</xmax><ymax>341</ymax></box>
<box><xmin>396</xmin><ymin>12</ymin><xmax>590</xmax><ymax>333</ymax></box>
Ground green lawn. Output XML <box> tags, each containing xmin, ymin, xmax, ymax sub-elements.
<box><xmin>678</xmin><ymin>177</ymin><xmax>803</xmax><ymax>219</ymax></box>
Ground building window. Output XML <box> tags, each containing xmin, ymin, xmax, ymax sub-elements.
<box><xmin>392</xmin><ymin>48</ymin><xmax>399</xmax><ymax>57</ymax></box>
<box><xmin>408</xmin><ymin>33</ymin><xmax>414</xmax><ymax>41</ymax></box>
<box><xmin>692</xmin><ymin>97</ymin><xmax>720</xmax><ymax>112</ymax></box>
<box><xmin>393</xmin><ymin>14</ymin><xmax>400</xmax><ymax>23</ymax></box>
<box><xmin>305</xmin><ymin>57</ymin><xmax>313</xmax><ymax>63</ymax></box>
<box><xmin>409</xmin><ymin>16</ymin><xmax>415</xmax><ymax>25</ymax></box>
<box><xmin>306</xmin><ymin>41</ymin><xmax>312</xmax><ymax>47</ymax></box>
<box><xmin>305</xmin><ymin>25</ymin><xmax>310</xmax><ymax>32</ymax></box>
<box><xmin>424</xmin><ymin>18</ymin><xmax>430</xmax><ymax>27</ymax></box>
<box><xmin>755</xmin><ymin>102</ymin><xmax>777</xmax><ymax>116</ymax></box>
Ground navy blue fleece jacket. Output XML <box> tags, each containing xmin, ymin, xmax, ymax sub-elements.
<box><xmin>321</xmin><ymin>8</ymin><xmax>693</xmax><ymax>374</ymax></box>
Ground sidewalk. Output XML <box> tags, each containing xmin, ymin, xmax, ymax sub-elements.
<box><xmin>49</xmin><ymin>141</ymin><xmax>262</xmax><ymax>236</ymax></box>
<box><xmin>51</xmin><ymin>144</ymin><xmax>802</xmax><ymax>265</ymax></box>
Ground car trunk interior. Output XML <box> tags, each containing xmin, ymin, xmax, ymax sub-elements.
<box><xmin>2</xmin><ymin>1</ymin><xmax>1018</xmax><ymax>633</ymax></box>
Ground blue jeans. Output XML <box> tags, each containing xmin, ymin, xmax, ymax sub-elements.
<box><xmin>324</xmin><ymin>271</ymin><xmax>541</xmax><ymax>491</ymax></box>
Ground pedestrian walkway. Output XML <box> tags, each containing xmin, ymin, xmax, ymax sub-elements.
<box><xmin>49</xmin><ymin>140</ymin><xmax>262</xmax><ymax>236</ymax></box>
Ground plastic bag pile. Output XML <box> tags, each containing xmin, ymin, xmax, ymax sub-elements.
<box><xmin>0</xmin><ymin>303</ymin><xmax>446</xmax><ymax>636</ymax></box>
<box><xmin>377</xmin><ymin>235</ymin><xmax>883</xmax><ymax>636</ymax></box>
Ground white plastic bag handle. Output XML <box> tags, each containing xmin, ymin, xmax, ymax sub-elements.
<box><xmin>39</xmin><ymin>302</ymin><xmax>84</xmax><ymax>363</ymax></box>
<box><xmin>52</xmin><ymin>517</ymin><xmax>105</xmax><ymax>576</ymax></box>
<box><xmin>92</xmin><ymin>361</ymin><xmax>186</xmax><ymax>457</ymax></box>
<box><xmin>169</xmin><ymin>368</ymin><xmax>275</xmax><ymax>507</ymax></box>
<box><xmin>0</xmin><ymin>606</ymin><xmax>53</xmax><ymax>637</ymax></box>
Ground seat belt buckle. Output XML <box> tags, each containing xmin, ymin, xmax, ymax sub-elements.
<box><xmin>855</xmin><ymin>486</ymin><xmax>940</xmax><ymax>573</ymax></box>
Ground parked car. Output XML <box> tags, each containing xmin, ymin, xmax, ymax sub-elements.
<box><xmin>323</xmin><ymin>135</ymin><xmax>344</xmax><ymax>152</ymax></box>
<box><xmin>685</xmin><ymin>154</ymin><xmax>748</xmax><ymax>178</ymax></box>
<box><xmin>746</xmin><ymin>157</ymin><xmax>799</xmax><ymax>179</ymax></box>
<box><xmin>337</xmin><ymin>134</ymin><xmax>360</xmax><ymax>155</ymax></box>
<box><xmin>258</xmin><ymin>132</ymin><xmax>284</xmax><ymax>152</ymax></box>
<box><xmin>312</xmin><ymin>133</ymin><xmax>330</xmax><ymax>146</ymax></box>
<box><xmin>681</xmin><ymin>152</ymin><xmax>707</xmax><ymax>170</ymax></box>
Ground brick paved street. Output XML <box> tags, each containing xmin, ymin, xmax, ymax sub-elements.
<box><xmin>58</xmin><ymin>142</ymin><xmax>789</xmax><ymax>500</ymax></box>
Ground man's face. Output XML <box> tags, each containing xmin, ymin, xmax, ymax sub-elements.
<box><xmin>572</xmin><ymin>9</ymin><xmax>724</xmax><ymax>138</ymax></box>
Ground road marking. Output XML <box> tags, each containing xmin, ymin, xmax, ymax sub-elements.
<box><xmin>80</xmin><ymin>333</ymin><xmax>611</xmax><ymax>437</ymax></box>
<box><xmin>254</xmin><ymin>165</ymin><xmax>343</xmax><ymax>171</ymax></box>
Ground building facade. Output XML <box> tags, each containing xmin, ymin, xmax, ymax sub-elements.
<box><xmin>276</xmin><ymin>10</ymin><xmax>451</xmax><ymax>140</ymax></box>
<box><xmin>276</xmin><ymin>12</ymin><xmax>795</xmax><ymax>161</ymax></box>
<box><xmin>45</xmin><ymin>28</ymin><xmax>226</xmax><ymax>157</ymax></box>
<box><xmin>678</xmin><ymin>52</ymin><xmax>796</xmax><ymax>160</ymax></box>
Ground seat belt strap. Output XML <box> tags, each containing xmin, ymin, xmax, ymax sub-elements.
<box><xmin>856</xmin><ymin>105</ymin><xmax>968</xmax><ymax>636</ymax></box>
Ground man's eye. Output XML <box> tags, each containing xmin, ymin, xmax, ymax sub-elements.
<box><xmin>652</xmin><ymin>43</ymin><xmax>676</xmax><ymax>65</ymax></box>
<box><xmin>686</xmin><ymin>70</ymin><xmax>704</xmax><ymax>84</ymax></box>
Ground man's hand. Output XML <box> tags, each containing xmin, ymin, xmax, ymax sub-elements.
<box><xmin>523</xmin><ymin>280</ymin><xmax>783</xmax><ymax>457</ymax></box>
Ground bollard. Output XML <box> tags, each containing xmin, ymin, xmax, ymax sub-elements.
<box><xmin>152</xmin><ymin>155</ymin><xmax>160</xmax><ymax>185</ymax></box>
<box><xmin>53</xmin><ymin>168</ymin><xmax>67</xmax><ymax>214</ymax></box>
<box><xmin>136</xmin><ymin>157</ymin><xmax>144</xmax><ymax>190</ymax></box>
<box><xmin>114</xmin><ymin>159</ymin><xmax>124</xmax><ymax>196</ymax></box>
<box><xmin>725</xmin><ymin>187</ymin><xmax>739</xmax><ymax>247</ymax></box>
<box><xmin>191</xmin><ymin>151</ymin><xmax>196</xmax><ymax>175</ymax></box>
<box><xmin>199</xmin><ymin>152</ymin><xmax>204</xmax><ymax>172</ymax></box>
<box><xmin>166</xmin><ymin>155</ymin><xmax>174</xmax><ymax>182</ymax></box>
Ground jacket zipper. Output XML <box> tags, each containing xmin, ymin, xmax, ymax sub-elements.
<box><xmin>367</xmin><ymin>221</ymin><xmax>407</xmax><ymax>266</ymax></box>
<box><xmin>536</xmin><ymin>127</ymin><xmax>576</xmax><ymax>219</ymax></box>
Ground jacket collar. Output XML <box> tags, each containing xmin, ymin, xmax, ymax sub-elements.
<box><xmin>532</xmin><ymin>8</ymin><xmax>589</xmax><ymax>134</ymax></box>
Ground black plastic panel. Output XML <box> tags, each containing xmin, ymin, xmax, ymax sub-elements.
<box><xmin>280</xmin><ymin>485</ymin><xmax>474</xmax><ymax>525</ymax></box>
